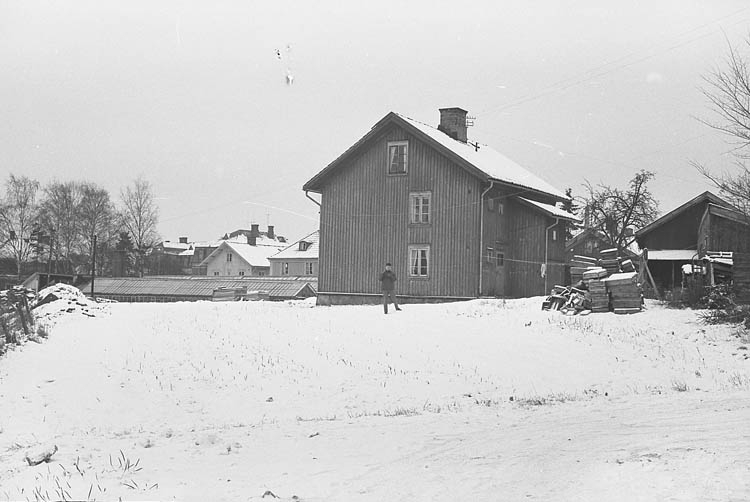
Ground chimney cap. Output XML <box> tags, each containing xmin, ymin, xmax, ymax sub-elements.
<box><xmin>439</xmin><ymin>106</ymin><xmax>468</xmax><ymax>113</ymax></box>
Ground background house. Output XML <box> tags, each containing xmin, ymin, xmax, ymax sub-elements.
<box><xmin>199</xmin><ymin>240</ymin><xmax>279</xmax><ymax>277</ymax></box>
<box><xmin>269</xmin><ymin>230</ymin><xmax>319</xmax><ymax>277</ymax></box>
<box><xmin>303</xmin><ymin>108</ymin><xmax>578</xmax><ymax>304</ymax></box>
<box><xmin>635</xmin><ymin>191</ymin><xmax>750</xmax><ymax>291</ymax></box>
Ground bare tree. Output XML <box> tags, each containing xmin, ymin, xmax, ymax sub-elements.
<box><xmin>0</xmin><ymin>175</ymin><xmax>40</xmax><ymax>276</ymax></box>
<box><xmin>582</xmin><ymin>170</ymin><xmax>659</xmax><ymax>253</ymax></box>
<box><xmin>37</xmin><ymin>180</ymin><xmax>83</xmax><ymax>274</ymax></box>
<box><xmin>119</xmin><ymin>177</ymin><xmax>159</xmax><ymax>276</ymax></box>
<box><xmin>696</xmin><ymin>37</ymin><xmax>750</xmax><ymax>217</ymax></box>
<box><xmin>79</xmin><ymin>182</ymin><xmax>117</xmax><ymax>274</ymax></box>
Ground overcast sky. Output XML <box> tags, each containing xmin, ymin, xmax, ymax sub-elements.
<box><xmin>2</xmin><ymin>1</ymin><xmax>750</xmax><ymax>243</ymax></box>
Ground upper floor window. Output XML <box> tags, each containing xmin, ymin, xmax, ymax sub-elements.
<box><xmin>410</xmin><ymin>192</ymin><xmax>431</xmax><ymax>224</ymax></box>
<box><xmin>283</xmin><ymin>262</ymin><xmax>289</xmax><ymax>275</ymax></box>
<box><xmin>305</xmin><ymin>262</ymin><xmax>314</xmax><ymax>275</ymax></box>
<box><xmin>409</xmin><ymin>245</ymin><xmax>430</xmax><ymax>277</ymax></box>
<box><xmin>299</xmin><ymin>241</ymin><xmax>309</xmax><ymax>251</ymax></box>
<box><xmin>239</xmin><ymin>270</ymin><xmax>245</xmax><ymax>276</ymax></box>
<box><xmin>387</xmin><ymin>141</ymin><xmax>408</xmax><ymax>175</ymax></box>
<box><xmin>226</xmin><ymin>252</ymin><xmax>233</xmax><ymax>262</ymax></box>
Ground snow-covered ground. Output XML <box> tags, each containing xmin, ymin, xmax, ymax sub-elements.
<box><xmin>1</xmin><ymin>297</ymin><xmax>749</xmax><ymax>501</ymax></box>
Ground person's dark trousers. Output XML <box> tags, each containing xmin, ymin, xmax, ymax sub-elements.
<box><xmin>382</xmin><ymin>291</ymin><xmax>400</xmax><ymax>313</ymax></box>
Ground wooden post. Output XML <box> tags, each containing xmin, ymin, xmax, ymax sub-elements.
<box><xmin>90</xmin><ymin>234</ymin><xmax>96</xmax><ymax>298</ymax></box>
<box><xmin>640</xmin><ymin>249</ymin><xmax>661</xmax><ymax>300</ymax></box>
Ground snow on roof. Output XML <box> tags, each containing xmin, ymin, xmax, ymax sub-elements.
<box><xmin>646</xmin><ymin>250</ymin><xmax>699</xmax><ymax>261</ymax></box>
<box><xmin>159</xmin><ymin>241</ymin><xmax>192</xmax><ymax>251</ymax></box>
<box><xmin>270</xmin><ymin>230</ymin><xmax>319</xmax><ymax>260</ymax></box>
<box><xmin>517</xmin><ymin>197</ymin><xmax>580</xmax><ymax>221</ymax></box>
<box><xmin>397</xmin><ymin>114</ymin><xmax>567</xmax><ymax>200</ymax></box>
<box><xmin>222</xmin><ymin>242</ymin><xmax>281</xmax><ymax>267</ymax></box>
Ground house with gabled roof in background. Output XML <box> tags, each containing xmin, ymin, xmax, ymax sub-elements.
<box><xmin>197</xmin><ymin>240</ymin><xmax>281</xmax><ymax>277</ymax></box>
<box><xmin>269</xmin><ymin>230</ymin><xmax>319</xmax><ymax>277</ymax></box>
<box><xmin>303</xmin><ymin>107</ymin><xmax>579</xmax><ymax>304</ymax></box>
<box><xmin>635</xmin><ymin>191</ymin><xmax>750</xmax><ymax>292</ymax></box>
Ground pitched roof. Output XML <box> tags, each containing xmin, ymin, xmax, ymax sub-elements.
<box><xmin>303</xmin><ymin>111</ymin><xmax>567</xmax><ymax>201</ymax></box>
<box><xmin>517</xmin><ymin>197</ymin><xmax>580</xmax><ymax>221</ymax></box>
<box><xmin>635</xmin><ymin>191</ymin><xmax>733</xmax><ymax>237</ymax></box>
<box><xmin>198</xmin><ymin>241</ymin><xmax>280</xmax><ymax>268</ymax></box>
<box><xmin>270</xmin><ymin>230</ymin><xmax>319</xmax><ymax>260</ymax></box>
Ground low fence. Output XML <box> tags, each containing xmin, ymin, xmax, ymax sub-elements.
<box><xmin>0</xmin><ymin>286</ymin><xmax>37</xmax><ymax>352</ymax></box>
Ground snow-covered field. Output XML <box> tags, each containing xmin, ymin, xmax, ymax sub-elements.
<box><xmin>1</xmin><ymin>296</ymin><xmax>749</xmax><ymax>501</ymax></box>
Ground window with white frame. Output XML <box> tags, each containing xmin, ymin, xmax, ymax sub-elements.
<box><xmin>283</xmin><ymin>262</ymin><xmax>289</xmax><ymax>275</ymax></box>
<box><xmin>410</xmin><ymin>192</ymin><xmax>431</xmax><ymax>224</ymax></box>
<box><xmin>213</xmin><ymin>271</ymin><xmax>219</xmax><ymax>276</ymax></box>
<box><xmin>552</xmin><ymin>229</ymin><xmax>558</xmax><ymax>241</ymax></box>
<box><xmin>239</xmin><ymin>270</ymin><xmax>245</xmax><ymax>276</ymax></box>
<box><xmin>226</xmin><ymin>252</ymin><xmax>233</xmax><ymax>262</ymax></box>
<box><xmin>408</xmin><ymin>245</ymin><xmax>430</xmax><ymax>277</ymax></box>
<box><xmin>387</xmin><ymin>141</ymin><xmax>408</xmax><ymax>174</ymax></box>
<box><xmin>305</xmin><ymin>262</ymin><xmax>314</xmax><ymax>275</ymax></box>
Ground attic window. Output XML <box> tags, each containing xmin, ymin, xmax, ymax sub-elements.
<box><xmin>299</xmin><ymin>241</ymin><xmax>309</xmax><ymax>251</ymax></box>
<box><xmin>387</xmin><ymin>141</ymin><xmax>408</xmax><ymax>175</ymax></box>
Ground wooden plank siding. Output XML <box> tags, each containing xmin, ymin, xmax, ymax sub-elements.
<box><xmin>698</xmin><ymin>210</ymin><xmax>750</xmax><ymax>255</ymax></box>
<box><xmin>638</xmin><ymin>202</ymin><xmax>709</xmax><ymax>250</ymax></box>
<box><xmin>318</xmin><ymin>124</ymin><xmax>482</xmax><ymax>298</ymax></box>
<box><xmin>501</xmin><ymin>198</ymin><xmax>566</xmax><ymax>297</ymax></box>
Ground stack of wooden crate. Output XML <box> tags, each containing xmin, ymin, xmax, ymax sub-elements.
<box><xmin>604</xmin><ymin>271</ymin><xmax>641</xmax><ymax>313</ymax></box>
<box><xmin>599</xmin><ymin>248</ymin><xmax>621</xmax><ymax>275</ymax></box>
<box><xmin>582</xmin><ymin>267</ymin><xmax>609</xmax><ymax>313</ymax></box>
<box><xmin>570</xmin><ymin>255</ymin><xmax>599</xmax><ymax>284</ymax></box>
<box><xmin>587</xmin><ymin>279</ymin><xmax>609</xmax><ymax>312</ymax></box>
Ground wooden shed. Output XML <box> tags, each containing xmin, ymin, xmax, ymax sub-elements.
<box><xmin>303</xmin><ymin>108</ymin><xmax>578</xmax><ymax>304</ymax></box>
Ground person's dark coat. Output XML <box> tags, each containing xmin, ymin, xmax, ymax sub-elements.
<box><xmin>379</xmin><ymin>270</ymin><xmax>397</xmax><ymax>291</ymax></box>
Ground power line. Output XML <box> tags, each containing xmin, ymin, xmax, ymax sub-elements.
<box><xmin>476</xmin><ymin>8</ymin><xmax>750</xmax><ymax>118</ymax></box>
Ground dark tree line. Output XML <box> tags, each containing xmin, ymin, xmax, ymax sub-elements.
<box><xmin>0</xmin><ymin>174</ymin><xmax>159</xmax><ymax>278</ymax></box>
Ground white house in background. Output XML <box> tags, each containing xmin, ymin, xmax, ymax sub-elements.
<box><xmin>199</xmin><ymin>241</ymin><xmax>281</xmax><ymax>277</ymax></box>
<box><xmin>269</xmin><ymin>230</ymin><xmax>319</xmax><ymax>277</ymax></box>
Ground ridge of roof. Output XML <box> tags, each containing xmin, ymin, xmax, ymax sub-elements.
<box><xmin>303</xmin><ymin>111</ymin><xmax>567</xmax><ymax>201</ymax></box>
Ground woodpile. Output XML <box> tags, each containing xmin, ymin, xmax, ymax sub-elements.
<box><xmin>556</xmin><ymin>248</ymin><xmax>643</xmax><ymax>314</ymax></box>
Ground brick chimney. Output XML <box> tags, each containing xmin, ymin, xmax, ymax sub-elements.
<box><xmin>267</xmin><ymin>225</ymin><xmax>275</xmax><ymax>239</ymax></box>
<box><xmin>250</xmin><ymin>224</ymin><xmax>260</xmax><ymax>238</ymax></box>
<box><xmin>438</xmin><ymin>107</ymin><xmax>468</xmax><ymax>143</ymax></box>
<box><xmin>179</xmin><ymin>236</ymin><xmax>188</xmax><ymax>244</ymax></box>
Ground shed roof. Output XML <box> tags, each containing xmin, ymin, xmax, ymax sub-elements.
<box><xmin>517</xmin><ymin>197</ymin><xmax>580</xmax><ymax>221</ymax></box>
<box><xmin>303</xmin><ymin>111</ymin><xmax>567</xmax><ymax>201</ymax></box>
<box><xmin>80</xmin><ymin>276</ymin><xmax>317</xmax><ymax>300</ymax></box>
<box><xmin>646</xmin><ymin>250</ymin><xmax>699</xmax><ymax>261</ymax></box>
<box><xmin>636</xmin><ymin>191</ymin><xmax>732</xmax><ymax>238</ymax></box>
<box><xmin>270</xmin><ymin>230</ymin><xmax>319</xmax><ymax>260</ymax></box>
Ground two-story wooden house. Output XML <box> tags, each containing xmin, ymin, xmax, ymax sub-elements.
<box><xmin>303</xmin><ymin>108</ymin><xmax>578</xmax><ymax>305</ymax></box>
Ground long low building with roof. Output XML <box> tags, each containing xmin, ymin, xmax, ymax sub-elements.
<box><xmin>79</xmin><ymin>276</ymin><xmax>317</xmax><ymax>302</ymax></box>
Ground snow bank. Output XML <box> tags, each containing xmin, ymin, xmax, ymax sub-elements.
<box><xmin>32</xmin><ymin>283</ymin><xmax>106</xmax><ymax>322</ymax></box>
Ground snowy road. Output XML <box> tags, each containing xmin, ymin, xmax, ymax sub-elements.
<box><xmin>1</xmin><ymin>298</ymin><xmax>749</xmax><ymax>501</ymax></box>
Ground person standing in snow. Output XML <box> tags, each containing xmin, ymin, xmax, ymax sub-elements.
<box><xmin>379</xmin><ymin>262</ymin><xmax>401</xmax><ymax>314</ymax></box>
